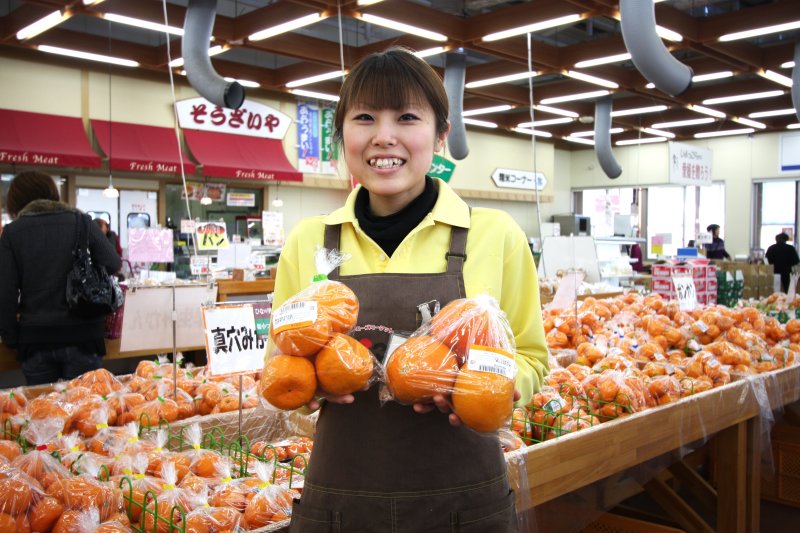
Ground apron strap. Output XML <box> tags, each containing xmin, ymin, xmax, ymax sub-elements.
<box><xmin>323</xmin><ymin>224</ymin><xmax>342</xmax><ymax>278</ymax></box>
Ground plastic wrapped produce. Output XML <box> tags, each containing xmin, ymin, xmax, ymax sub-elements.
<box><xmin>12</xmin><ymin>418</ymin><xmax>71</xmax><ymax>491</ymax></box>
<box><xmin>243</xmin><ymin>461</ymin><xmax>296</xmax><ymax>529</ymax></box>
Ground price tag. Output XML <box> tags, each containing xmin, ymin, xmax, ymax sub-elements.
<box><xmin>180</xmin><ymin>219</ymin><xmax>196</xmax><ymax>234</ymax></box>
<box><xmin>190</xmin><ymin>255</ymin><xmax>210</xmax><ymax>276</ymax></box>
<box><xmin>543</xmin><ymin>397</ymin><xmax>566</xmax><ymax>413</ymax></box>
<box><xmin>672</xmin><ymin>276</ymin><xmax>697</xmax><ymax>311</ymax></box>
<box><xmin>466</xmin><ymin>346</ymin><xmax>517</xmax><ymax>380</ymax></box>
<box><xmin>271</xmin><ymin>301</ymin><xmax>318</xmax><ymax>334</ymax></box>
<box><xmin>386</xmin><ymin>333</ymin><xmax>410</xmax><ymax>360</ymax></box>
<box><xmin>549</xmin><ymin>271</ymin><xmax>585</xmax><ymax>310</ymax></box>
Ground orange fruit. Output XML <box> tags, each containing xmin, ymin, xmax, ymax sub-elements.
<box><xmin>0</xmin><ymin>478</ymin><xmax>32</xmax><ymax>515</ymax></box>
<box><xmin>0</xmin><ymin>514</ymin><xmax>15</xmax><ymax>532</ymax></box>
<box><xmin>96</xmin><ymin>523</ymin><xmax>130</xmax><ymax>533</ymax></box>
<box><xmin>431</xmin><ymin>299</ymin><xmax>494</xmax><ymax>361</ymax></box>
<box><xmin>311</xmin><ymin>282</ymin><xmax>359</xmax><ymax>333</ymax></box>
<box><xmin>315</xmin><ymin>334</ymin><xmax>374</xmax><ymax>395</ymax></box>
<box><xmin>29</xmin><ymin>496</ymin><xmax>64</xmax><ymax>532</ymax></box>
<box><xmin>451</xmin><ymin>348</ymin><xmax>516</xmax><ymax>433</ymax></box>
<box><xmin>15</xmin><ymin>513</ymin><xmax>30</xmax><ymax>533</ymax></box>
<box><xmin>52</xmin><ymin>510</ymin><xmax>82</xmax><ymax>533</ymax></box>
<box><xmin>260</xmin><ymin>355</ymin><xmax>317</xmax><ymax>410</ymax></box>
<box><xmin>192</xmin><ymin>451</ymin><xmax>227</xmax><ymax>478</ymax></box>
<box><xmin>0</xmin><ymin>441</ymin><xmax>20</xmax><ymax>462</ymax></box>
<box><xmin>271</xmin><ymin>306</ymin><xmax>333</xmax><ymax>357</ymax></box>
<box><xmin>385</xmin><ymin>336</ymin><xmax>458</xmax><ymax>404</ymax></box>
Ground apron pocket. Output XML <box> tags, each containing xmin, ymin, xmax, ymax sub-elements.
<box><xmin>288</xmin><ymin>498</ymin><xmax>342</xmax><ymax>533</ymax></box>
<box><xmin>450</xmin><ymin>490</ymin><xmax>518</xmax><ymax>533</ymax></box>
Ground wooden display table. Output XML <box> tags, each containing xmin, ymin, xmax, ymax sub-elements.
<box><xmin>216</xmin><ymin>278</ymin><xmax>275</xmax><ymax>302</ymax></box>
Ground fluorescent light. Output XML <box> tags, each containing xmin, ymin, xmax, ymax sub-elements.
<box><xmin>83</xmin><ymin>0</ymin><xmax>105</xmax><ymax>4</ymax></box>
<box><xmin>512</xmin><ymin>127</ymin><xmax>553</xmax><ymax>138</ymax></box>
<box><xmin>359</xmin><ymin>14</ymin><xmax>447</xmax><ymax>42</ymax></box>
<box><xmin>290</xmin><ymin>89</ymin><xmax>339</xmax><ymax>102</ymax></box>
<box><xmin>168</xmin><ymin>45</ymin><xmax>226</xmax><ymax>68</ymax></box>
<box><xmin>655</xmin><ymin>25</ymin><xmax>683</xmax><ymax>42</ymax></box>
<box><xmin>574</xmin><ymin>53</ymin><xmax>631</xmax><ymax>69</ymax></box>
<box><xmin>540</xmin><ymin>90</ymin><xmax>610</xmax><ymax>104</ymax></box>
<box><xmin>652</xmin><ymin>117</ymin><xmax>715</xmax><ymax>128</ymax></box>
<box><xmin>465</xmin><ymin>71</ymin><xmax>538</xmax><ymax>88</ymax></box>
<box><xmin>102</xmin><ymin>13</ymin><xmax>183</xmax><ymax>36</ymax></box>
<box><xmin>570</xmin><ymin>128</ymin><xmax>625</xmax><ymax>137</ymax></box>
<box><xmin>694</xmin><ymin>128</ymin><xmax>754</xmax><ymax>138</ymax></box>
<box><xmin>517</xmin><ymin>117</ymin><xmax>574</xmax><ymax>127</ymax></box>
<box><xmin>286</xmin><ymin>70</ymin><xmax>345</xmax><ymax>88</ymax></box>
<box><xmin>759</xmin><ymin>69</ymin><xmax>793</xmax><ymax>88</ymax></box>
<box><xmin>782</xmin><ymin>61</ymin><xmax>796</xmax><ymax>69</ymax></box>
<box><xmin>611</xmin><ymin>105</ymin><xmax>668</xmax><ymax>117</ymax></box>
<box><xmin>640</xmin><ymin>127</ymin><xmax>675</xmax><ymax>138</ymax></box>
<box><xmin>16</xmin><ymin>10</ymin><xmax>68</xmax><ymax>40</ymax></box>
<box><xmin>462</xmin><ymin>104</ymin><xmax>513</xmax><ymax>117</ymax></box>
<box><xmin>788</xmin><ymin>123</ymin><xmax>800</xmax><ymax>130</ymax></box>
<box><xmin>534</xmin><ymin>104</ymin><xmax>579</xmax><ymax>118</ymax></box>
<box><xmin>732</xmin><ymin>117</ymin><xmax>767</xmax><ymax>129</ymax></box>
<box><xmin>463</xmin><ymin>118</ymin><xmax>498</xmax><ymax>128</ymax></box>
<box><xmin>357</xmin><ymin>0</ymin><xmax>384</xmax><ymax>5</ymax></box>
<box><xmin>689</xmin><ymin>105</ymin><xmax>726</xmax><ymax>118</ymax></box>
<box><xmin>38</xmin><ymin>45</ymin><xmax>139</xmax><ymax>67</ymax></box>
<box><xmin>224</xmin><ymin>77</ymin><xmax>260</xmax><ymax>88</ymax></box>
<box><xmin>692</xmin><ymin>71</ymin><xmax>734</xmax><ymax>83</ymax></box>
<box><xmin>414</xmin><ymin>47</ymin><xmax>447</xmax><ymax>58</ymax></box>
<box><xmin>719</xmin><ymin>20</ymin><xmax>800</xmax><ymax>42</ymax></box>
<box><xmin>249</xmin><ymin>13</ymin><xmax>324</xmax><ymax>41</ymax></box>
<box><xmin>565</xmin><ymin>136</ymin><xmax>595</xmax><ymax>146</ymax></box>
<box><xmin>616</xmin><ymin>137</ymin><xmax>669</xmax><ymax>146</ymax></box>
<box><xmin>703</xmin><ymin>90</ymin><xmax>784</xmax><ymax>105</ymax></box>
<box><xmin>482</xmin><ymin>14</ymin><xmax>582</xmax><ymax>42</ymax></box>
<box><xmin>749</xmin><ymin>108</ymin><xmax>797</xmax><ymax>118</ymax></box>
<box><xmin>563</xmin><ymin>70</ymin><xmax>619</xmax><ymax>89</ymax></box>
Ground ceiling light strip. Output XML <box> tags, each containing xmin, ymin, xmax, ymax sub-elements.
<box><xmin>16</xmin><ymin>10</ymin><xmax>69</xmax><ymax>40</ymax></box>
<box><xmin>574</xmin><ymin>53</ymin><xmax>631</xmax><ymax>69</ymax></box>
<box><xmin>652</xmin><ymin>117</ymin><xmax>715</xmax><ymax>128</ymax></box>
<box><xmin>286</xmin><ymin>70</ymin><xmax>345</xmax><ymax>88</ymax></box>
<box><xmin>749</xmin><ymin>108</ymin><xmax>797</xmax><ymax>118</ymax></box>
<box><xmin>570</xmin><ymin>127</ymin><xmax>624</xmax><ymax>138</ymax></box>
<box><xmin>563</xmin><ymin>70</ymin><xmax>619</xmax><ymax>89</ymax></box>
<box><xmin>611</xmin><ymin>105</ymin><xmax>668</xmax><ymax>117</ymax></box>
<box><xmin>291</xmin><ymin>89</ymin><xmax>340</xmax><ymax>102</ymax></box>
<box><xmin>482</xmin><ymin>14</ymin><xmax>582</xmax><ymax>42</ymax></box>
<box><xmin>719</xmin><ymin>20</ymin><xmax>800</xmax><ymax>42</ymax></box>
<box><xmin>694</xmin><ymin>128</ymin><xmax>755</xmax><ymax>138</ymax></box>
<box><xmin>692</xmin><ymin>71</ymin><xmax>734</xmax><ymax>83</ymax></box>
<box><xmin>655</xmin><ymin>25</ymin><xmax>682</xmax><ymax>42</ymax></box>
<box><xmin>688</xmin><ymin>105</ymin><xmax>726</xmax><ymax>118</ymax></box>
<box><xmin>564</xmin><ymin>136</ymin><xmax>595</xmax><ymax>146</ymax></box>
<box><xmin>787</xmin><ymin>123</ymin><xmax>800</xmax><ymax>130</ymax></box>
<box><xmin>533</xmin><ymin>104</ymin><xmax>579</xmax><ymax>118</ymax></box>
<box><xmin>517</xmin><ymin>117</ymin><xmax>574</xmax><ymax>127</ymax></box>
<box><xmin>616</xmin><ymin>137</ymin><xmax>669</xmax><ymax>146</ymax></box>
<box><xmin>168</xmin><ymin>45</ymin><xmax>226</xmax><ymax>68</ymax></box>
<box><xmin>465</xmin><ymin>71</ymin><xmax>538</xmax><ymax>88</ymax></box>
<box><xmin>640</xmin><ymin>127</ymin><xmax>675</xmax><ymax>138</ymax></box>
<box><xmin>249</xmin><ymin>13</ymin><xmax>324</xmax><ymax>41</ymax></box>
<box><xmin>702</xmin><ymin>90</ymin><xmax>784</xmax><ymax>105</ymax></box>
<box><xmin>540</xmin><ymin>90</ymin><xmax>610</xmax><ymax>104</ymax></box>
<box><xmin>102</xmin><ymin>13</ymin><xmax>183</xmax><ymax>36</ymax></box>
<box><xmin>732</xmin><ymin>117</ymin><xmax>767</xmax><ymax>129</ymax></box>
<box><xmin>463</xmin><ymin>118</ymin><xmax>498</xmax><ymax>128</ymax></box>
<box><xmin>462</xmin><ymin>104</ymin><xmax>513</xmax><ymax>117</ymax></box>
<box><xmin>359</xmin><ymin>14</ymin><xmax>447</xmax><ymax>41</ymax></box>
<box><xmin>512</xmin><ymin>127</ymin><xmax>553</xmax><ymax>138</ymax></box>
<box><xmin>414</xmin><ymin>47</ymin><xmax>447</xmax><ymax>58</ymax></box>
<box><xmin>224</xmin><ymin>77</ymin><xmax>260</xmax><ymax>88</ymax></box>
<box><xmin>38</xmin><ymin>44</ymin><xmax>139</xmax><ymax>67</ymax></box>
<box><xmin>758</xmin><ymin>69</ymin><xmax>794</xmax><ymax>88</ymax></box>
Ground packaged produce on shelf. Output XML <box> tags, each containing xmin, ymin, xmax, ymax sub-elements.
<box><xmin>0</xmin><ymin>465</ymin><xmax>48</xmax><ymax>532</ymax></box>
<box><xmin>110</xmin><ymin>453</ymin><xmax>163</xmax><ymax>524</ymax></box>
<box><xmin>142</xmin><ymin>462</ymin><xmax>198</xmax><ymax>533</ymax></box>
<box><xmin>47</xmin><ymin>454</ymin><xmax>126</xmax><ymax>522</ymax></box>
<box><xmin>67</xmin><ymin>369</ymin><xmax>124</xmax><ymax>397</ymax></box>
<box><xmin>144</xmin><ymin>429</ymin><xmax>191</xmax><ymax>483</ymax></box>
<box><xmin>11</xmin><ymin>418</ymin><xmax>72</xmax><ymax>490</ymax></box>
<box><xmin>262</xmin><ymin>247</ymin><xmax>382</xmax><ymax>411</ymax></box>
<box><xmin>383</xmin><ymin>294</ymin><xmax>518</xmax><ymax>433</ymax></box>
<box><xmin>183</xmin><ymin>492</ymin><xmax>244</xmax><ymax>533</ymax></box>
<box><xmin>243</xmin><ymin>461</ymin><xmax>297</xmax><ymax>529</ymax></box>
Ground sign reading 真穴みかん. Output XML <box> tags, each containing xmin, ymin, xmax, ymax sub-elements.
<box><xmin>202</xmin><ymin>304</ymin><xmax>266</xmax><ymax>376</ymax></box>
<box><xmin>176</xmin><ymin>97</ymin><xmax>290</xmax><ymax>140</ymax></box>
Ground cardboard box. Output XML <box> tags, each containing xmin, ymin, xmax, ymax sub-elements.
<box><xmin>707</xmin><ymin>278</ymin><xmax>718</xmax><ymax>292</ymax></box>
<box><xmin>707</xmin><ymin>292</ymin><xmax>717</xmax><ymax>305</ymax></box>
<box><xmin>652</xmin><ymin>279</ymin><xmax>673</xmax><ymax>292</ymax></box>
<box><xmin>694</xmin><ymin>279</ymin><xmax>707</xmax><ymax>292</ymax></box>
<box><xmin>652</xmin><ymin>265</ymin><xmax>672</xmax><ymax>279</ymax></box>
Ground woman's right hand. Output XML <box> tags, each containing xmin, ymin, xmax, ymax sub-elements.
<box><xmin>306</xmin><ymin>393</ymin><xmax>354</xmax><ymax>412</ymax></box>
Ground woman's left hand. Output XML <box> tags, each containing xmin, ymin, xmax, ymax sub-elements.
<box><xmin>413</xmin><ymin>389</ymin><xmax>521</xmax><ymax>427</ymax></box>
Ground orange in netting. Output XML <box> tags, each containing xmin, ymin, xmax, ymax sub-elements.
<box><xmin>431</xmin><ymin>299</ymin><xmax>494</xmax><ymax>361</ymax></box>
<box><xmin>260</xmin><ymin>355</ymin><xmax>317</xmax><ymax>410</ymax></box>
<box><xmin>315</xmin><ymin>333</ymin><xmax>374</xmax><ymax>395</ymax></box>
<box><xmin>451</xmin><ymin>349</ymin><xmax>516</xmax><ymax>432</ymax></box>
<box><xmin>385</xmin><ymin>336</ymin><xmax>458</xmax><ymax>404</ymax></box>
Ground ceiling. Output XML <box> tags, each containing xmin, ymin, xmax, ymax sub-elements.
<box><xmin>1</xmin><ymin>0</ymin><xmax>799</xmax><ymax>150</ymax></box>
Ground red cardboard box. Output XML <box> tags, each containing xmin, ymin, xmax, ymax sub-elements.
<box><xmin>707</xmin><ymin>278</ymin><xmax>718</xmax><ymax>292</ymax></box>
<box><xmin>696</xmin><ymin>291</ymin><xmax>708</xmax><ymax>305</ymax></box>
<box><xmin>653</xmin><ymin>279</ymin><xmax>673</xmax><ymax>292</ymax></box>
<box><xmin>692</xmin><ymin>267</ymin><xmax>706</xmax><ymax>280</ymax></box>
<box><xmin>652</xmin><ymin>265</ymin><xmax>672</xmax><ymax>278</ymax></box>
<box><xmin>707</xmin><ymin>292</ymin><xmax>717</xmax><ymax>305</ymax></box>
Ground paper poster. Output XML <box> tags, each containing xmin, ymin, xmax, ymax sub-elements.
<box><xmin>195</xmin><ymin>221</ymin><xmax>229</xmax><ymax>250</ymax></box>
<box><xmin>652</xmin><ymin>235</ymin><xmax>664</xmax><ymax>246</ymax></box>
<box><xmin>180</xmin><ymin>219</ymin><xmax>196</xmax><ymax>234</ymax></box>
<box><xmin>262</xmin><ymin>211</ymin><xmax>284</xmax><ymax>246</ymax></box>
<box><xmin>297</xmin><ymin>102</ymin><xmax>320</xmax><ymax>173</ymax></box>
<box><xmin>549</xmin><ymin>271</ymin><xmax>585</xmax><ymax>310</ymax></box>
<box><xmin>252</xmin><ymin>301</ymin><xmax>272</xmax><ymax>336</ymax></box>
<box><xmin>652</xmin><ymin>245</ymin><xmax>664</xmax><ymax>255</ymax></box>
<box><xmin>320</xmin><ymin>106</ymin><xmax>338</xmax><ymax>175</ymax></box>
<box><xmin>669</xmin><ymin>142</ymin><xmax>712</xmax><ymax>186</ymax></box>
<box><xmin>181</xmin><ymin>181</ymin><xmax>204</xmax><ymax>200</ymax></box>
<box><xmin>673</xmin><ymin>276</ymin><xmax>697</xmax><ymax>311</ymax></box>
<box><xmin>190</xmin><ymin>255</ymin><xmax>210</xmax><ymax>276</ymax></box>
<box><xmin>128</xmin><ymin>228</ymin><xmax>174</xmax><ymax>263</ymax></box>
<box><xmin>202</xmin><ymin>304</ymin><xmax>266</xmax><ymax>376</ymax></box>
<box><xmin>227</xmin><ymin>192</ymin><xmax>256</xmax><ymax>207</ymax></box>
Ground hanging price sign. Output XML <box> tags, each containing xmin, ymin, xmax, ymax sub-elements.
<box><xmin>673</xmin><ymin>276</ymin><xmax>697</xmax><ymax>311</ymax></box>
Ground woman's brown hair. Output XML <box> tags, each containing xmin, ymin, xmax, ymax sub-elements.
<box><xmin>333</xmin><ymin>47</ymin><xmax>449</xmax><ymax>146</ymax></box>
<box><xmin>7</xmin><ymin>171</ymin><xmax>60</xmax><ymax>217</ymax></box>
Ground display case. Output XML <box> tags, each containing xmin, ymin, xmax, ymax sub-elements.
<box><xmin>594</xmin><ymin>236</ymin><xmax>647</xmax><ymax>286</ymax></box>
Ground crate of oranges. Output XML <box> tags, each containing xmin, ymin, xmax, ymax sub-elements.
<box><xmin>383</xmin><ymin>294</ymin><xmax>518</xmax><ymax>433</ymax></box>
<box><xmin>260</xmin><ymin>248</ymin><xmax>380</xmax><ymax>411</ymax></box>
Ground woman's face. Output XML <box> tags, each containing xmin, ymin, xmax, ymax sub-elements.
<box><xmin>343</xmin><ymin>99</ymin><xmax>448</xmax><ymax>216</ymax></box>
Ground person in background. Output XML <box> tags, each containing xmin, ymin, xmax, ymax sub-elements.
<box><xmin>273</xmin><ymin>47</ymin><xmax>547</xmax><ymax>532</ymax></box>
<box><xmin>766</xmin><ymin>233</ymin><xmax>800</xmax><ymax>292</ymax></box>
<box><xmin>0</xmin><ymin>171</ymin><xmax>121</xmax><ymax>385</ymax></box>
<box><xmin>93</xmin><ymin>217</ymin><xmax>123</xmax><ymax>258</ymax></box>
<box><xmin>704</xmin><ymin>224</ymin><xmax>731</xmax><ymax>260</ymax></box>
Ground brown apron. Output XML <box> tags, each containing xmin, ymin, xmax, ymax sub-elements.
<box><xmin>289</xmin><ymin>223</ymin><xmax>518</xmax><ymax>533</ymax></box>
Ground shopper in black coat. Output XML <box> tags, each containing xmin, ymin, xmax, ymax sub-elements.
<box><xmin>0</xmin><ymin>171</ymin><xmax>121</xmax><ymax>385</ymax></box>
<box><xmin>766</xmin><ymin>233</ymin><xmax>800</xmax><ymax>292</ymax></box>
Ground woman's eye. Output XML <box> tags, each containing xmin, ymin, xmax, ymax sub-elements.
<box><xmin>353</xmin><ymin>113</ymin><xmax>373</xmax><ymax>121</ymax></box>
<box><xmin>400</xmin><ymin>113</ymin><xmax>419</xmax><ymax>121</ymax></box>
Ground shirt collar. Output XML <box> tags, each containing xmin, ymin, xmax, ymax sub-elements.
<box><xmin>323</xmin><ymin>179</ymin><xmax>470</xmax><ymax>228</ymax></box>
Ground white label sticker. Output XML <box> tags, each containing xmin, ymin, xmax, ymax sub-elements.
<box><xmin>386</xmin><ymin>333</ymin><xmax>410</xmax><ymax>361</ymax></box>
<box><xmin>654</xmin><ymin>352</ymin><xmax>666</xmax><ymax>361</ymax></box>
<box><xmin>706</xmin><ymin>357</ymin><xmax>720</xmax><ymax>368</ymax></box>
<box><xmin>466</xmin><ymin>346</ymin><xmax>517</xmax><ymax>380</ymax></box>
<box><xmin>761</xmin><ymin>354</ymin><xmax>775</xmax><ymax>362</ymax></box>
<box><xmin>543</xmin><ymin>397</ymin><xmax>566</xmax><ymax>413</ymax></box>
<box><xmin>695</xmin><ymin>320</ymin><xmax>709</xmax><ymax>333</ymax></box>
<box><xmin>271</xmin><ymin>301</ymin><xmax>318</xmax><ymax>334</ymax></box>
<box><xmin>608</xmin><ymin>347</ymin><xmax>624</xmax><ymax>357</ymax></box>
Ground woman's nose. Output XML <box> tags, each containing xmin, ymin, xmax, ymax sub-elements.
<box><xmin>371</xmin><ymin>121</ymin><xmax>397</xmax><ymax>146</ymax></box>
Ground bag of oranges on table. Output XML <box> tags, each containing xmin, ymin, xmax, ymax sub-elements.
<box><xmin>261</xmin><ymin>247</ymin><xmax>380</xmax><ymax>411</ymax></box>
<box><xmin>382</xmin><ymin>293</ymin><xmax>519</xmax><ymax>433</ymax></box>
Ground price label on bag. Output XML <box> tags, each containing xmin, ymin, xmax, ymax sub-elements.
<box><xmin>672</xmin><ymin>276</ymin><xmax>697</xmax><ymax>311</ymax></box>
<box><xmin>466</xmin><ymin>346</ymin><xmax>517</xmax><ymax>380</ymax></box>
<box><xmin>271</xmin><ymin>301</ymin><xmax>318</xmax><ymax>334</ymax></box>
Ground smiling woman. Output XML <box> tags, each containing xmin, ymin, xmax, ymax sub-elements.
<box><xmin>272</xmin><ymin>47</ymin><xmax>548</xmax><ymax>533</ymax></box>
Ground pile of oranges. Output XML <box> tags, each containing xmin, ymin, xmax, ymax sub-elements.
<box><xmin>261</xmin><ymin>281</ymin><xmax>374</xmax><ymax>410</ymax></box>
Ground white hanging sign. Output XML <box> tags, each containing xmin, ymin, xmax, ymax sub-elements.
<box><xmin>673</xmin><ymin>275</ymin><xmax>698</xmax><ymax>311</ymax></box>
<box><xmin>491</xmin><ymin>168</ymin><xmax>547</xmax><ymax>191</ymax></box>
<box><xmin>202</xmin><ymin>304</ymin><xmax>266</xmax><ymax>376</ymax></box>
<box><xmin>669</xmin><ymin>142</ymin><xmax>712</xmax><ymax>186</ymax></box>
<box><xmin>176</xmin><ymin>97</ymin><xmax>291</xmax><ymax>140</ymax></box>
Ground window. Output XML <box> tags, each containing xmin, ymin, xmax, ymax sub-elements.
<box><xmin>754</xmin><ymin>180</ymin><xmax>797</xmax><ymax>252</ymax></box>
<box><xmin>574</xmin><ymin>188</ymin><xmax>637</xmax><ymax>237</ymax></box>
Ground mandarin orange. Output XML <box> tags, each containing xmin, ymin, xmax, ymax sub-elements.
<box><xmin>315</xmin><ymin>334</ymin><xmax>373</xmax><ymax>395</ymax></box>
<box><xmin>260</xmin><ymin>355</ymin><xmax>317</xmax><ymax>410</ymax></box>
<box><xmin>385</xmin><ymin>336</ymin><xmax>458</xmax><ymax>404</ymax></box>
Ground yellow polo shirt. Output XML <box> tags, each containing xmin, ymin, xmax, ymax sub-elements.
<box><xmin>273</xmin><ymin>180</ymin><xmax>549</xmax><ymax>405</ymax></box>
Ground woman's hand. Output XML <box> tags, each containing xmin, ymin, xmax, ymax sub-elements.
<box><xmin>413</xmin><ymin>389</ymin><xmax>522</xmax><ymax>427</ymax></box>
<box><xmin>306</xmin><ymin>393</ymin><xmax>354</xmax><ymax>412</ymax></box>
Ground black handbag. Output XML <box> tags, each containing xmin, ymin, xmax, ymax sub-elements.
<box><xmin>66</xmin><ymin>213</ymin><xmax>124</xmax><ymax>318</ymax></box>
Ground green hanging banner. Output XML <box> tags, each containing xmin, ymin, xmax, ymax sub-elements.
<box><xmin>428</xmin><ymin>154</ymin><xmax>455</xmax><ymax>182</ymax></box>
<box><xmin>320</xmin><ymin>106</ymin><xmax>337</xmax><ymax>174</ymax></box>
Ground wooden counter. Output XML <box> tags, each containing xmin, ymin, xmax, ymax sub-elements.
<box><xmin>507</xmin><ymin>365</ymin><xmax>800</xmax><ymax>532</ymax></box>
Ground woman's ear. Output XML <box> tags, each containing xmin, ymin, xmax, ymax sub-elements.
<box><xmin>435</xmin><ymin>120</ymin><xmax>452</xmax><ymax>152</ymax></box>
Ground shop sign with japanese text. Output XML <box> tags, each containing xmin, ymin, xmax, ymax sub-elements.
<box><xmin>202</xmin><ymin>304</ymin><xmax>266</xmax><ymax>376</ymax></box>
<box><xmin>669</xmin><ymin>142</ymin><xmax>712</xmax><ymax>186</ymax></box>
<box><xmin>176</xmin><ymin>97</ymin><xmax>290</xmax><ymax>140</ymax></box>
<box><xmin>195</xmin><ymin>221</ymin><xmax>229</xmax><ymax>250</ymax></box>
<box><xmin>491</xmin><ymin>168</ymin><xmax>547</xmax><ymax>191</ymax></box>
<box><xmin>320</xmin><ymin>106</ymin><xmax>338</xmax><ymax>175</ymax></box>
<box><xmin>297</xmin><ymin>103</ymin><xmax>321</xmax><ymax>173</ymax></box>
<box><xmin>429</xmin><ymin>154</ymin><xmax>455</xmax><ymax>182</ymax></box>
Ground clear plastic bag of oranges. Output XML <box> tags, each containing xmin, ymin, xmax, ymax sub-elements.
<box><xmin>381</xmin><ymin>293</ymin><xmax>518</xmax><ymax>433</ymax></box>
<box><xmin>261</xmin><ymin>247</ymin><xmax>380</xmax><ymax>411</ymax></box>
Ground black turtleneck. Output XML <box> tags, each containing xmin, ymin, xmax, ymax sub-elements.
<box><xmin>355</xmin><ymin>177</ymin><xmax>439</xmax><ymax>257</ymax></box>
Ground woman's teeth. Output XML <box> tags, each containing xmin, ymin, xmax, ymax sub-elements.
<box><xmin>369</xmin><ymin>157</ymin><xmax>404</xmax><ymax>169</ymax></box>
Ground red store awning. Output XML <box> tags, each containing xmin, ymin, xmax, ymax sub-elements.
<box><xmin>0</xmin><ymin>109</ymin><xmax>101</xmax><ymax>169</ymax></box>
<box><xmin>183</xmin><ymin>129</ymin><xmax>302</xmax><ymax>182</ymax></box>
<box><xmin>91</xmin><ymin>120</ymin><xmax>196</xmax><ymax>175</ymax></box>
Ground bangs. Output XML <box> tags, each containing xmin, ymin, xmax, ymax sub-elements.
<box><xmin>342</xmin><ymin>55</ymin><xmax>428</xmax><ymax>111</ymax></box>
